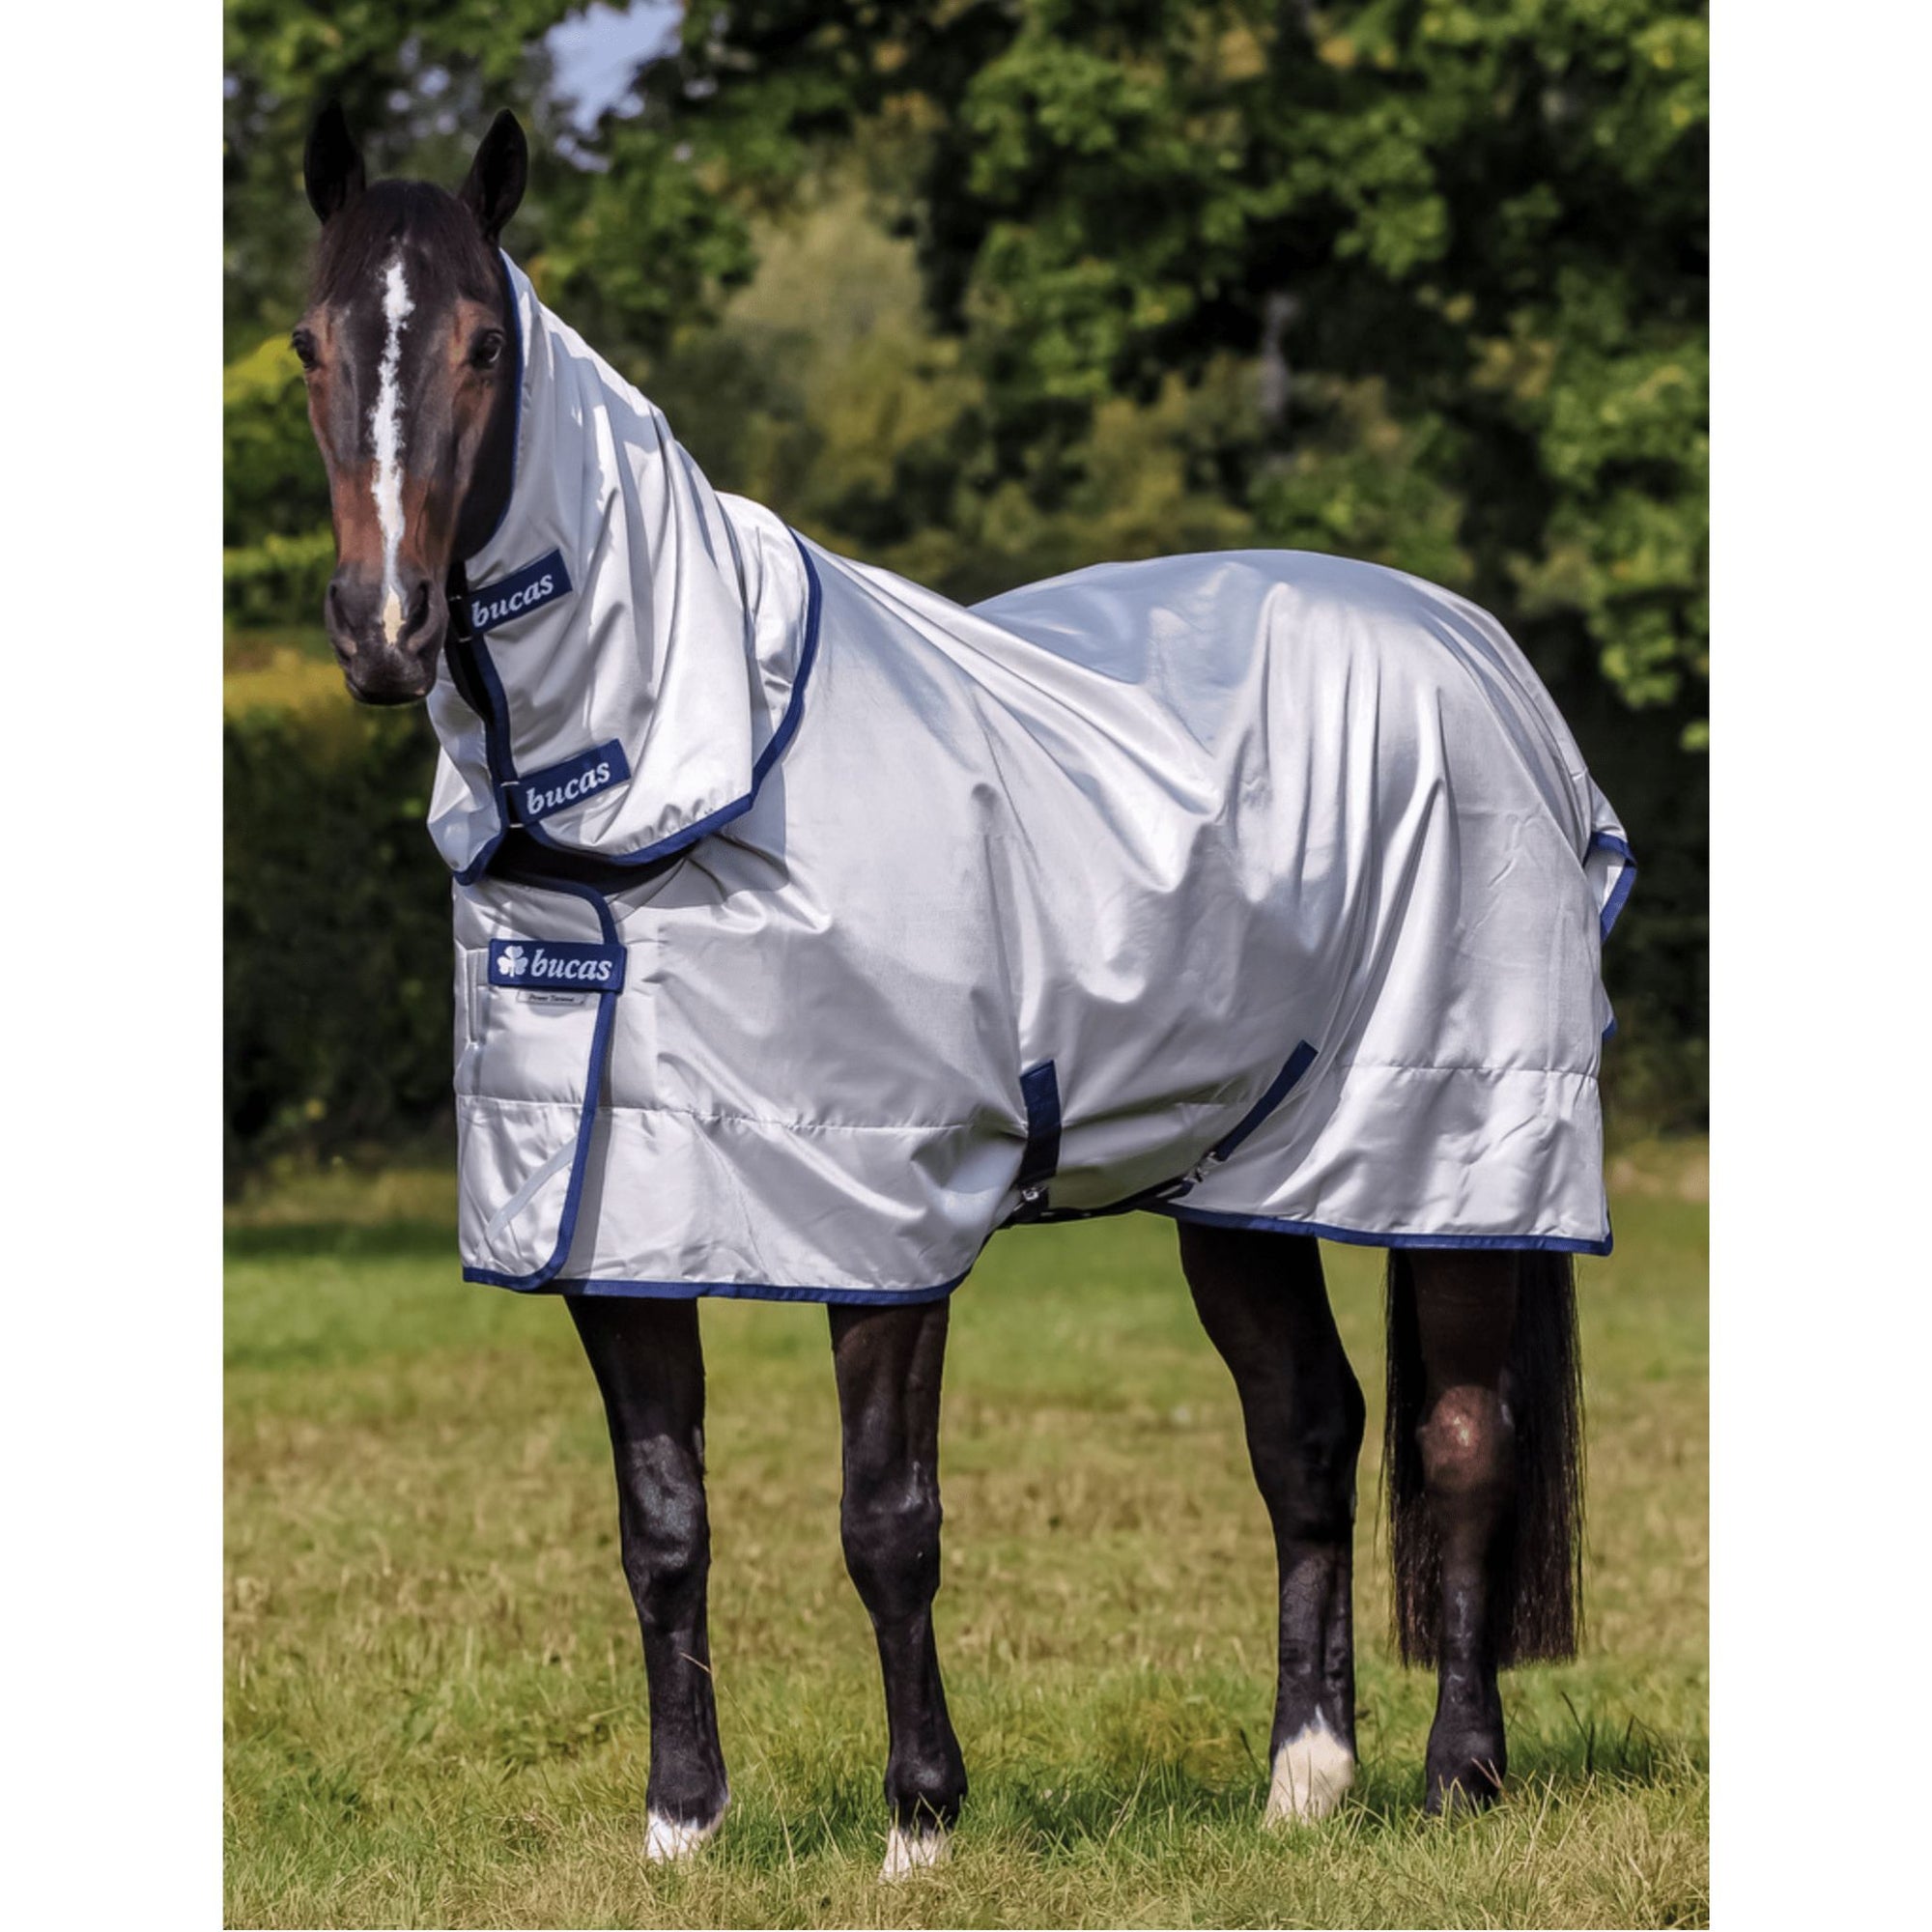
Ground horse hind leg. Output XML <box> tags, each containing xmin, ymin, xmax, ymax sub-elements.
<box><xmin>829</xmin><ymin>1299</ymin><xmax>968</xmax><ymax>1879</ymax></box>
<box><xmin>1178</xmin><ymin>1223</ymin><xmax>1366</xmax><ymax>1824</ymax></box>
<box><xmin>569</xmin><ymin>1296</ymin><xmax>730</xmax><ymax>1861</ymax></box>
<box><xmin>1385</xmin><ymin>1248</ymin><xmax>1584</xmax><ymax>1813</ymax></box>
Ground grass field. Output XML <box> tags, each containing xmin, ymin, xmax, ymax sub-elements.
<box><xmin>225</xmin><ymin>1145</ymin><xmax>1707</xmax><ymax>1929</ymax></box>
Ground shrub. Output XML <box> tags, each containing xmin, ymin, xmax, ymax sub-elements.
<box><xmin>224</xmin><ymin>682</ymin><xmax>453</xmax><ymax>1179</ymax></box>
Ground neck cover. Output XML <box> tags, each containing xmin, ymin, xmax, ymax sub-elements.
<box><xmin>426</xmin><ymin>256</ymin><xmax>811</xmax><ymax>882</ymax></box>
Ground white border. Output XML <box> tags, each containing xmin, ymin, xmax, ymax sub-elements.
<box><xmin>3</xmin><ymin>6</ymin><xmax>220</xmax><ymax>1919</ymax></box>
<box><xmin>1716</xmin><ymin>3</ymin><xmax>1931</xmax><ymax>1922</ymax></box>
<box><xmin>8</xmin><ymin>5</ymin><xmax>1926</xmax><ymax>1923</ymax></box>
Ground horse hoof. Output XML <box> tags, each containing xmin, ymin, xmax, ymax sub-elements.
<box><xmin>880</xmin><ymin>1822</ymin><xmax>951</xmax><ymax>1880</ymax></box>
<box><xmin>1264</xmin><ymin>1719</ymin><xmax>1356</xmax><ymax>1824</ymax></box>
<box><xmin>1423</xmin><ymin>1761</ymin><xmax>1504</xmax><ymax>1816</ymax></box>
<box><xmin>644</xmin><ymin>1807</ymin><xmax>724</xmax><ymax>1861</ymax></box>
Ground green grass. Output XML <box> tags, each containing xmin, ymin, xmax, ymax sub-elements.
<box><xmin>225</xmin><ymin>1151</ymin><xmax>1707</xmax><ymax>1928</ymax></box>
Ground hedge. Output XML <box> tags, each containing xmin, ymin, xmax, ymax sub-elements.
<box><xmin>224</xmin><ymin>678</ymin><xmax>455</xmax><ymax>1178</ymax></box>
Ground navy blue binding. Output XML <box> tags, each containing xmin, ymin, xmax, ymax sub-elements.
<box><xmin>1006</xmin><ymin>1060</ymin><xmax>1063</xmax><ymax>1219</ymax></box>
<box><xmin>461</xmin><ymin>877</ymin><xmax>622</xmax><ymax>1293</ymax></box>
<box><xmin>1587</xmin><ymin>829</ymin><xmax>1635</xmax><ymax>1039</ymax></box>
<box><xmin>446</xmin><ymin>533</ymin><xmax>824</xmax><ymax>886</ymax></box>
<box><xmin>1207</xmin><ymin>1039</ymin><xmax>1319</xmax><ymax>1164</ymax></box>
<box><xmin>1009</xmin><ymin>1038</ymin><xmax>1321</xmax><ymax>1227</ymax></box>
<box><xmin>512</xmin><ymin>1271</ymin><xmax>973</xmax><ymax>1305</ymax></box>
<box><xmin>1590</xmin><ymin>828</ymin><xmax>1637</xmax><ymax>942</ymax></box>
<box><xmin>469</xmin><ymin>249</ymin><xmax>526</xmax><ymax>558</ymax></box>
<box><xmin>1157</xmin><ymin>1201</ymin><xmax>1614</xmax><ymax>1258</ymax></box>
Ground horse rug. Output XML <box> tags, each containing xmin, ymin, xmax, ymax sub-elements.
<box><xmin>433</xmin><ymin>258</ymin><xmax>1634</xmax><ymax>1301</ymax></box>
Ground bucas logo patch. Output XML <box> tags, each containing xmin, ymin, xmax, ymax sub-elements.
<box><xmin>468</xmin><ymin>549</ymin><xmax>572</xmax><ymax>634</ymax></box>
<box><xmin>487</xmin><ymin>937</ymin><xmax>627</xmax><ymax>992</ymax></box>
<box><xmin>513</xmin><ymin>739</ymin><xmax>632</xmax><ymax>823</ymax></box>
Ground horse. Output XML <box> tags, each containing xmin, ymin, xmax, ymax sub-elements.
<box><xmin>292</xmin><ymin>103</ymin><xmax>1624</xmax><ymax>1877</ymax></box>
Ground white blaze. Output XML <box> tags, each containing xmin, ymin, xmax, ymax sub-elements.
<box><xmin>370</xmin><ymin>257</ymin><xmax>415</xmax><ymax>644</ymax></box>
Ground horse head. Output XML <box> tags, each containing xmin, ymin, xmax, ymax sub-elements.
<box><xmin>295</xmin><ymin>105</ymin><xmax>526</xmax><ymax>704</ymax></box>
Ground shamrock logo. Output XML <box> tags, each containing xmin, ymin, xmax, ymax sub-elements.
<box><xmin>498</xmin><ymin>944</ymin><xmax>527</xmax><ymax>979</ymax></box>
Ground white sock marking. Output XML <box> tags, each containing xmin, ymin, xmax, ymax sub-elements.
<box><xmin>881</xmin><ymin>1821</ymin><xmax>951</xmax><ymax>1880</ymax></box>
<box><xmin>370</xmin><ymin>257</ymin><xmax>415</xmax><ymax>644</ymax></box>
<box><xmin>644</xmin><ymin>1806</ymin><xmax>722</xmax><ymax>1862</ymax></box>
<box><xmin>1264</xmin><ymin>1713</ymin><xmax>1355</xmax><ymax>1825</ymax></box>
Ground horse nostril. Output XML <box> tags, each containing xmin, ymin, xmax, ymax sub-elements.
<box><xmin>326</xmin><ymin>579</ymin><xmax>357</xmax><ymax>654</ymax></box>
<box><xmin>405</xmin><ymin>579</ymin><xmax>433</xmax><ymax>638</ymax></box>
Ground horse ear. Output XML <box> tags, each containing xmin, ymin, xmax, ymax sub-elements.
<box><xmin>462</xmin><ymin>110</ymin><xmax>528</xmax><ymax>244</ymax></box>
<box><xmin>304</xmin><ymin>100</ymin><xmax>365</xmax><ymax>225</ymax></box>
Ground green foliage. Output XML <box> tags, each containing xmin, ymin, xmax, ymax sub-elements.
<box><xmin>646</xmin><ymin>178</ymin><xmax>1256</xmax><ymax>604</ymax></box>
<box><xmin>224</xmin><ymin>689</ymin><xmax>455</xmax><ymax>1179</ymax></box>
<box><xmin>610</xmin><ymin>1</ymin><xmax>1708</xmax><ymax>726</ymax></box>
<box><xmin>224</xmin><ymin>335</ymin><xmax>329</xmax><ymax>543</ymax></box>
<box><xmin>224</xmin><ymin>531</ymin><xmax>339</xmax><ymax>630</ymax></box>
<box><xmin>224</xmin><ymin>331</ymin><xmax>337</xmax><ymax>620</ymax></box>
<box><xmin>223</xmin><ymin>0</ymin><xmax>586</xmax><ymax>352</ymax></box>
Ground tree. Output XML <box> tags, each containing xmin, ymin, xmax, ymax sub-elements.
<box><xmin>585</xmin><ymin>1</ymin><xmax>1708</xmax><ymax>732</ymax></box>
<box><xmin>222</xmin><ymin>0</ymin><xmax>583</xmax><ymax>352</ymax></box>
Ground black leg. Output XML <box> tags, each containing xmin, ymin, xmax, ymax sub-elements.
<box><xmin>570</xmin><ymin>1295</ymin><xmax>729</xmax><ymax>1859</ymax></box>
<box><xmin>1177</xmin><ymin>1223</ymin><xmax>1366</xmax><ymax>1823</ymax></box>
<box><xmin>1406</xmin><ymin>1249</ymin><xmax>1519</xmax><ymax>1812</ymax></box>
<box><xmin>828</xmin><ymin>1299</ymin><xmax>967</xmax><ymax>1876</ymax></box>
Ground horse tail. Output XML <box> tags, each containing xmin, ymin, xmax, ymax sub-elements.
<box><xmin>1384</xmin><ymin>1250</ymin><xmax>1585</xmax><ymax>1667</ymax></box>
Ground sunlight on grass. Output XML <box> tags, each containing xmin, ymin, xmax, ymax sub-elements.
<box><xmin>226</xmin><ymin>1148</ymin><xmax>1707</xmax><ymax>1927</ymax></box>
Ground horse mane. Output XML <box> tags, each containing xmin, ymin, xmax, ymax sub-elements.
<box><xmin>311</xmin><ymin>181</ymin><xmax>502</xmax><ymax>306</ymax></box>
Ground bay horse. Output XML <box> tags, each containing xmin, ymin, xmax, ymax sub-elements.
<box><xmin>291</xmin><ymin>105</ymin><xmax>1608</xmax><ymax>1876</ymax></box>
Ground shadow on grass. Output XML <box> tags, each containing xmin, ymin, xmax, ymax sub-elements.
<box><xmin>226</xmin><ymin>1218</ymin><xmax>455</xmax><ymax>1262</ymax></box>
<box><xmin>1510</xmin><ymin>1701</ymin><xmax>1707</xmax><ymax>1791</ymax></box>
<box><xmin>891</xmin><ymin>1725</ymin><xmax>1704</xmax><ymax>1862</ymax></box>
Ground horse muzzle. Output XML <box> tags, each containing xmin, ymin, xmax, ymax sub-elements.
<box><xmin>326</xmin><ymin>565</ymin><xmax>446</xmax><ymax>704</ymax></box>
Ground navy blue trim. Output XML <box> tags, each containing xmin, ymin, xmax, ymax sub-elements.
<box><xmin>441</xmin><ymin>258</ymin><xmax>528</xmax><ymax>883</ymax></box>
<box><xmin>1016</xmin><ymin>1061</ymin><xmax>1063</xmax><ymax>1193</ymax></box>
<box><xmin>1154</xmin><ymin>1201</ymin><xmax>1614</xmax><ymax>1258</ymax></box>
<box><xmin>460</xmin><ymin>531</ymin><xmax>825</xmax><ymax>883</ymax></box>
<box><xmin>1208</xmin><ymin>1039</ymin><xmax>1318</xmax><ymax>1163</ymax></box>
<box><xmin>1589</xmin><ymin>829</ymin><xmax>1637</xmax><ymax>942</ymax></box>
<box><xmin>470</xmin><ymin>1269</ymin><xmax>969</xmax><ymax>1306</ymax></box>
<box><xmin>469</xmin><ymin>250</ymin><xmax>526</xmax><ymax>558</ymax></box>
<box><xmin>443</xmin><ymin>573</ymin><xmax>517</xmax><ymax>886</ymax></box>
<box><xmin>1002</xmin><ymin>1038</ymin><xmax>1324</xmax><ymax>1226</ymax></box>
<box><xmin>461</xmin><ymin>879</ymin><xmax>622</xmax><ymax>1292</ymax></box>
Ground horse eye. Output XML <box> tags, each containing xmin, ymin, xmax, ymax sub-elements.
<box><xmin>291</xmin><ymin>329</ymin><xmax>319</xmax><ymax>372</ymax></box>
<box><xmin>471</xmin><ymin>330</ymin><xmax>505</xmax><ymax>370</ymax></box>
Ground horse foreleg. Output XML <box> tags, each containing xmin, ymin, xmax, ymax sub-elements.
<box><xmin>570</xmin><ymin>1296</ymin><xmax>729</xmax><ymax>1860</ymax></box>
<box><xmin>1405</xmin><ymin>1249</ymin><xmax>1519</xmax><ymax>1812</ymax></box>
<box><xmin>829</xmin><ymin>1299</ymin><xmax>966</xmax><ymax>1879</ymax></box>
<box><xmin>1178</xmin><ymin>1223</ymin><xmax>1365</xmax><ymax>1824</ymax></box>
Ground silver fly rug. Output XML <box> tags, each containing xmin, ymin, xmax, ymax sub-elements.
<box><xmin>431</xmin><ymin>258</ymin><xmax>1635</xmax><ymax>1303</ymax></box>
